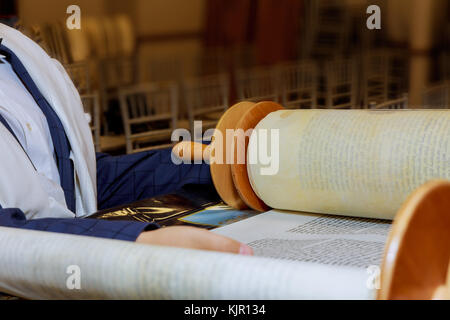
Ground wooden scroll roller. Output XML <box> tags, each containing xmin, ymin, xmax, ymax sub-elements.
<box><xmin>173</xmin><ymin>101</ymin><xmax>284</xmax><ymax>210</ymax></box>
<box><xmin>379</xmin><ymin>180</ymin><xmax>450</xmax><ymax>300</ymax></box>
<box><xmin>172</xmin><ymin>101</ymin><xmax>450</xmax><ymax>300</ymax></box>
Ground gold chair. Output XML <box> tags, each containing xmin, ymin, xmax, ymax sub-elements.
<box><xmin>80</xmin><ymin>92</ymin><xmax>101</xmax><ymax>152</ymax></box>
<box><xmin>119</xmin><ymin>82</ymin><xmax>178</xmax><ymax>154</ymax></box>
<box><xmin>236</xmin><ymin>66</ymin><xmax>279</xmax><ymax>103</ymax></box>
<box><xmin>279</xmin><ymin>61</ymin><xmax>318</xmax><ymax>109</ymax></box>
<box><xmin>183</xmin><ymin>74</ymin><xmax>229</xmax><ymax>134</ymax></box>
<box><xmin>323</xmin><ymin>58</ymin><xmax>358</xmax><ymax>109</ymax></box>
<box><xmin>361</xmin><ymin>50</ymin><xmax>410</xmax><ymax>108</ymax></box>
<box><xmin>371</xmin><ymin>96</ymin><xmax>409</xmax><ymax>109</ymax></box>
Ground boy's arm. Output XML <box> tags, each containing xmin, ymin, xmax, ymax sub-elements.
<box><xmin>0</xmin><ymin>207</ymin><xmax>158</xmax><ymax>241</ymax></box>
<box><xmin>0</xmin><ymin>207</ymin><xmax>252</xmax><ymax>254</ymax></box>
<box><xmin>96</xmin><ymin>149</ymin><xmax>212</xmax><ymax>210</ymax></box>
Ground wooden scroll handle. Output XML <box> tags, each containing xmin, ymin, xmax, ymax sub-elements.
<box><xmin>172</xmin><ymin>141</ymin><xmax>211</xmax><ymax>163</ymax></box>
<box><xmin>432</xmin><ymin>263</ymin><xmax>450</xmax><ymax>300</ymax></box>
<box><xmin>379</xmin><ymin>180</ymin><xmax>450</xmax><ymax>300</ymax></box>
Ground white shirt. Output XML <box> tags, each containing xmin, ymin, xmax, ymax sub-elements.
<box><xmin>0</xmin><ymin>24</ymin><xmax>98</xmax><ymax>218</ymax></box>
<box><xmin>0</xmin><ymin>56</ymin><xmax>67</xmax><ymax>208</ymax></box>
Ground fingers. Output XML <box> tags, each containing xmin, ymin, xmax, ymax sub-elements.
<box><xmin>185</xmin><ymin>227</ymin><xmax>247</xmax><ymax>254</ymax></box>
<box><xmin>136</xmin><ymin>226</ymin><xmax>253</xmax><ymax>255</ymax></box>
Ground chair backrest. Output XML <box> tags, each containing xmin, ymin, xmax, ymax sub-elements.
<box><xmin>362</xmin><ymin>52</ymin><xmax>389</xmax><ymax>107</ymax></box>
<box><xmin>236</xmin><ymin>66</ymin><xmax>279</xmax><ymax>102</ymax></box>
<box><xmin>324</xmin><ymin>58</ymin><xmax>358</xmax><ymax>109</ymax></box>
<box><xmin>80</xmin><ymin>92</ymin><xmax>101</xmax><ymax>152</ymax></box>
<box><xmin>423</xmin><ymin>82</ymin><xmax>450</xmax><ymax>109</ymax></box>
<box><xmin>65</xmin><ymin>62</ymin><xmax>91</xmax><ymax>94</ymax></box>
<box><xmin>98</xmin><ymin>56</ymin><xmax>138</xmax><ymax>136</ymax></box>
<box><xmin>361</xmin><ymin>50</ymin><xmax>410</xmax><ymax>108</ymax></box>
<box><xmin>184</xmin><ymin>74</ymin><xmax>229</xmax><ymax>132</ymax></box>
<box><xmin>99</xmin><ymin>56</ymin><xmax>137</xmax><ymax>90</ymax></box>
<box><xmin>300</xmin><ymin>0</ymin><xmax>351</xmax><ymax>58</ymax></box>
<box><xmin>279</xmin><ymin>61</ymin><xmax>318</xmax><ymax>109</ymax></box>
<box><xmin>119</xmin><ymin>82</ymin><xmax>178</xmax><ymax>154</ymax></box>
<box><xmin>371</xmin><ymin>96</ymin><xmax>409</xmax><ymax>109</ymax></box>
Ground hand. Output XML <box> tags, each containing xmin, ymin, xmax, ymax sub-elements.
<box><xmin>136</xmin><ymin>226</ymin><xmax>253</xmax><ymax>255</ymax></box>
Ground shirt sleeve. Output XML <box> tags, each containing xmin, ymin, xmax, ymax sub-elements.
<box><xmin>0</xmin><ymin>207</ymin><xmax>159</xmax><ymax>241</ymax></box>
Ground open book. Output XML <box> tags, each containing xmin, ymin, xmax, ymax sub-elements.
<box><xmin>214</xmin><ymin>209</ymin><xmax>391</xmax><ymax>298</ymax></box>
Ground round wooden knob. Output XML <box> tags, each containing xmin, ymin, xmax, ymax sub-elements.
<box><xmin>171</xmin><ymin>101</ymin><xmax>284</xmax><ymax>211</ymax></box>
<box><xmin>172</xmin><ymin>102</ymin><xmax>256</xmax><ymax>209</ymax></box>
<box><xmin>209</xmin><ymin>102</ymin><xmax>256</xmax><ymax>209</ymax></box>
<box><xmin>230</xmin><ymin>101</ymin><xmax>285</xmax><ymax>211</ymax></box>
<box><xmin>379</xmin><ymin>180</ymin><xmax>450</xmax><ymax>300</ymax></box>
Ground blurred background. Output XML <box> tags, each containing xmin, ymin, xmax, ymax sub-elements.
<box><xmin>1</xmin><ymin>0</ymin><xmax>449</xmax><ymax>155</ymax></box>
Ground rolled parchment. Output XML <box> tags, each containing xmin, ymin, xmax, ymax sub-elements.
<box><xmin>0</xmin><ymin>227</ymin><xmax>372</xmax><ymax>299</ymax></box>
<box><xmin>248</xmin><ymin>109</ymin><xmax>450</xmax><ymax>219</ymax></box>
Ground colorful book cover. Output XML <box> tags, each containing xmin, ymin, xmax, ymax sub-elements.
<box><xmin>91</xmin><ymin>185</ymin><xmax>258</xmax><ymax>229</ymax></box>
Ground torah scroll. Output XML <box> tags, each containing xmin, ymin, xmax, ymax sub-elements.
<box><xmin>0</xmin><ymin>227</ymin><xmax>372</xmax><ymax>299</ymax></box>
<box><xmin>248</xmin><ymin>110</ymin><xmax>450</xmax><ymax>220</ymax></box>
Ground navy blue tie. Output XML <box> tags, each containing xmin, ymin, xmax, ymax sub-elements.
<box><xmin>0</xmin><ymin>43</ymin><xmax>76</xmax><ymax>213</ymax></box>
